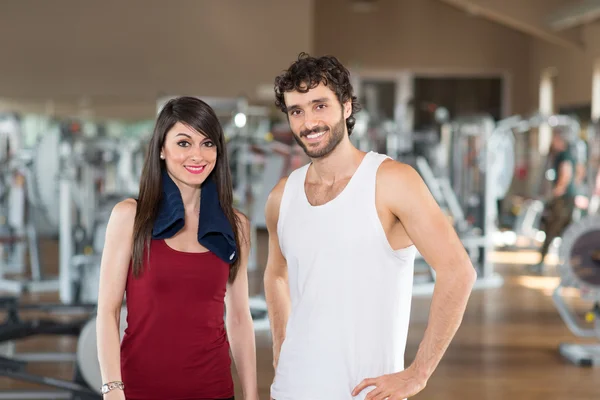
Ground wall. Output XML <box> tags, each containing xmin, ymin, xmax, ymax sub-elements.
<box><xmin>0</xmin><ymin>0</ymin><xmax>314</xmax><ymax>120</ymax></box>
<box><xmin>314</xmin><ymin>0</ymin><xmax>533</xmax><ymax>115</ymax></box>
<box><xmin>529</xmin><ymin>21</ymin><xmax>600</xmax><ymax>113</ymax></box>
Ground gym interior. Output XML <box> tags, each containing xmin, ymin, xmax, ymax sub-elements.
<box><xmin>0</xmin><ymin>0</ymin><xmax>599</xmax><ymax>398</ymax></box>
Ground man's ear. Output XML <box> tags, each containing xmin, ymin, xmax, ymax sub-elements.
<box><xmin>344</xmin><ymin>100</ymin><xmax>352</xmax><ymax>120</ymax></box>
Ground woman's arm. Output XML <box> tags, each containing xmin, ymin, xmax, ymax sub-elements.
<box><xmin>96</xmin><ymin>199</ymin><xmax>137</xmax><ymax>399</ymax></box>
<box><xmin>225</xmin><ymin>211</ymin><xmax>258</xmax><ymax>400</ymax></box>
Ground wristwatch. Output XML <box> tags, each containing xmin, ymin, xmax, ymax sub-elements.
<box><xmin>101</xmin><ymin>381</ymin><xmax>125</xmax><ymax>394</ymax></box>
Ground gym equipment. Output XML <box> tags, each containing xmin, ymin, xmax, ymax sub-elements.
<box><xmin>553</xmin><ymin>215</ymin><xmax>600</xmax><ymax>366</ymax></box>
<box><xmin>349</xmin><ymin>111</ymin><xmax>372</xmax><ymax>152</ymax></box>
<box><xmin>446</xmin><ymin>115</ymin><xmax>496</xmax><ymax>230</ymax></box>
<box><xmin>0</xmin><ymin>113</ymin><xmax>51</xmax><ymax>294</ymax></box>
<box><xmin>0</xmin><ymin>115</ymin><xmax>147</xmax><ymax>300</ymax></box>
<box><xmin>510</xmin><ymin>198</ymin><xmax>546</xmax><ymax>248</ymax></box>
<box><xmin>494</xmin><ymin>113</ymin><xmax>582</xmax><ymax>250</ymax></box>
<box><xmin>57</xmin><ymin>122</ymin><xmax>143</xmax><ymax>304</ymax></box>
<box><xmin>0</xmin><ymin>113</ymin><xmax>25</xmax><ymax>273</ymax></box>
<box><xmin>585</xmin><ymin>121</ymin><xmax>600</xmax><ymax>214</ymax></box>
<box><xmin>349</xmin><ymin>109</ymin><xmax>417</xmax><ymax>162</ymax></box>
<box><xmin>413</xmin><ymin>114</ymin><xmax>515</xmax><ymax>293</ymax></box>
<box><xmin>0</xmin><ymin>296</ymin><xmax>99</xmax><ymax>399</ymax></box>
<box><xmin>249</xmin><ymin>138</ymin><xmax>306</xmax><ymax>230</ymax></box>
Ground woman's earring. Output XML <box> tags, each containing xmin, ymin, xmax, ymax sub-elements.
<box><xmin>160</xmin><ymin>153</ymin><xmax>165</xmax><ymax>160</ymax></box>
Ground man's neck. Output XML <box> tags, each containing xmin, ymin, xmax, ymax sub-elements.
<box><xmin>309</xmin><ymin>140</ymin><xmax>365</xmax><ymax>185</ymax></box>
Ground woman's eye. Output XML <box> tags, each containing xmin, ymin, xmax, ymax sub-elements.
<box><xmin>177</xmin><ymin>141</ymin><xmax>190</xmax><ymax>147</ymax></box>
<box><xmin>204</xmin><ymin>141</ymin><xmax>215</xmax><ymax>147</ymax></box>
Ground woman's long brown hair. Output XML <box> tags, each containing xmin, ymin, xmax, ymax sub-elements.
<box><xmin>131</xmin><ymin>97</ymin><xmax>242</xmax><ymax>283</ymax></box>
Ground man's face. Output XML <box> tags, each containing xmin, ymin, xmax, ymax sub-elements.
<box><xmin>551</xmin><ymin>132</ymin><xmax>566</xmax><ymax>152</ymax></box>
<box><xmin>283</xmin><ymin>83</ymin><xmax>351</xmax><ymax>159</ymax></box>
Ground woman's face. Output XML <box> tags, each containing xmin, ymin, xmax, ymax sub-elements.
<box><xmin>161</xmin><ymin>121</ymin><xmax>217</xmax><ymax>187</ymax></box>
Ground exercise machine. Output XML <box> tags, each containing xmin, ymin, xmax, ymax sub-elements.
<box><xmin>0</xmin><ymin>113</ymin><xmax>51</xmax><ymax>294</ymax></box>
<box><xmin>553</xmin><ymin>215</ymin><xmax>600</xmax><ymax>366</ymax></box>
<box><xmin>584</xmin><ymin>120</ymin><xmax>600</xmax><ymax>214</ymax></box>
<box><xmin>413</xmin><ymin>114</ymin><xmax>514</xmax><ymax>294</ymax></box>
<box><xmin>57</xmin><ymin>121</ymin><xmax>142</xmax><ymax>305</ymax></box>
<box><xmin>0</xmin><ymin>296</ymin><xmax>100</xmax><ymax>399</ymax></box>
<box><xmin>497</xmin><ymin>113</ymin><xmax>581</xmax><ymax>251</ymax></box>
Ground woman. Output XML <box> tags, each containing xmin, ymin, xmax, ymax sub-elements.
<box><xmin>96</xmin><ymin>96</ymin><xmax>258</xmax><ymax>400</ymax></box>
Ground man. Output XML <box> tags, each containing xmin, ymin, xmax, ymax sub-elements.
<box><xmin>263</xmin><ymin>53</ymin><xmax>476</xmax><ymax>400</ymax></box>
<box><xmin>534</xmin><ymin>128</ymin><xmax>577</xmax><ymax>271</ymax></box>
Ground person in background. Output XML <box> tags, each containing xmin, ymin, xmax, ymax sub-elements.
<box><xmin>534</xmin><ymin>128</ymin><xmax>577</xmax><ymax>272</ymax></box>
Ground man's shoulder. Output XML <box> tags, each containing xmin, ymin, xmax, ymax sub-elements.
<box><xmin>375</xmin><ymin>158</ymin><xmax>430</xmax><ymax>214</ymax></box>
<box><xmin>270</xmin><ymin>176</ymin><xmax>289</xmax><ymax>199</ymax></box>
<box><xmin>557</xmin><ymin>150</ymin><xmax>576</xmax><ymax>164</ymax></box>
<box><xmin>377</xmin><ymin>157</ymin><xmax>420</xmax><ymax>186</ymax></box>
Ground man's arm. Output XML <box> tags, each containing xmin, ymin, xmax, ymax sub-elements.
<box><xmin>263</xmin><ymin>178</ymin><xmax>291</xmax><ymax>371</ymax></box>
<box><xmin>384</xmin><ymin>161</ymin><xmax>476</xmax><ymax>378</ymax></box>
<box><xmin>552</xmin><ymin>160</ymin><xmax>573</xmax><ymax>197</ymax></box>
<box><xmin>353</xmin><ymin>160</ymin><xmax>476</xmax><ymax>399</ymax></box>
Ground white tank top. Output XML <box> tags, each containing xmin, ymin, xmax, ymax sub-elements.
<box><xmin>271</xmin><ymin>151</ymin><xmax>416</xmax><ymax>400</ymax></box>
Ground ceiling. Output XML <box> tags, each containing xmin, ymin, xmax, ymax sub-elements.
<box><xmin>437</xmin><ymin>0</ymin><xmax>600</xmax><ymax>49</ymax></box>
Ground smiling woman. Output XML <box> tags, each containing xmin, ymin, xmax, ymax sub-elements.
<box><xmin>95</xmin><ymin>96</ymin><xmax>259</xmax><ymax>400</ymax></box>
<box><xmin>162</xmin><ymin>121</ymin><xmax>217</xmax><ymax>183</ymax></box>
<box><xmin>133</xmin><ymin>96</ymin><xmax>240</xmax><ymax>276</ymax></box>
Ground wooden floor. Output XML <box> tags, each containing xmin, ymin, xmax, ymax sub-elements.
<box><xmin>0</xmin><ymin>234</ymin><xmax>599</xmax><ymax>399</ymax></box>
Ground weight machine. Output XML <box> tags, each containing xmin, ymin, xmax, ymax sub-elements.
<box><xmin>0</xmin><ymin>117</ymin><xmax>147</xmax><ymax>398</ymax></box>
<box><xmin>584</xmin><ymin>121</ymin><xmax>600</xmax><ymax>214</ymax></box>
<box><xmin>58</xmin><ymin>122</ymin><xmax>143</xmax><ymax>305</ymax></box>
<box><xmin>0</xmin><ymin>297</ymin><xmax>100</xmax><ymax>399</ymax></box>
<box><xmin>553</xmin><ymin>215</ymin><xmax>600</xmax><ymax>366</ymax></box>
<box><xmin>502</xmin><ymin>114</ymin><xmax>583</xmax><ymax>251</ymax></box>
<box><xmin>414</xmin><ymin>114</ymin><xmax>510</xmax><ymax>293</ymax></box>
<box><xmin>0</xmin><ymin>113</ymin><xmax>52</xmax><ymax>294</ymax></box>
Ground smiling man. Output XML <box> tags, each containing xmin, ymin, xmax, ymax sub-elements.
<box><xmin>263</xmin><ymin>53</ymin><xmax>476</xmax><ymax>400</ymax></box>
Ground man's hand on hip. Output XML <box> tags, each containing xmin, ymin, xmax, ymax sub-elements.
<box><xmin>352</xmin><ymin>366</ymin><xmax>428</xmax><ymax>399</ymax></box>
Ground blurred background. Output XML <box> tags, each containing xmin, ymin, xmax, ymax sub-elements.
<box><xmin>0</xmin><ymin>0</ymin><xmax>599</xmax><ymax>398</ymax></box>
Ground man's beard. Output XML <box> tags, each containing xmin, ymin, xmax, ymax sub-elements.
<box><xmin>293</xmin><ymin>115</ymin><xmax>346</xmax><ymax>159</ymax></box>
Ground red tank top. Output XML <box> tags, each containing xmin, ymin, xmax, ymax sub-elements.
<box><xmin>120</xmin><ymin>239</ymin><xmax>234</xmax><ymax>400</ymax></box>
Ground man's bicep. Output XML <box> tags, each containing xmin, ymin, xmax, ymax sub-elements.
<box><xmin>266</xmin><ymin>230</ymin><xmax>288</xmax><ymax>280</ymax></box>
<box><xmin>384</xmin><ymin>163</ymin><xmax>471</xmax><ymax>273</ymax></box>
<box><xmin>264</xmin><ymin>178</ymin><xmax>288</xmax><ymax>277</ymax></box>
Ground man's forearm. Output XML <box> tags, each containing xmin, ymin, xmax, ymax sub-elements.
<box><xmin>264</xmin><ymin>275</ymin><xmax>291</xmax><ymax>367</ymax></box>
<box><xmin>410</xmin><ymin>267</ymin><xmax>476</xmax><ymax>379</ymax></box>
<box><xmin>552</xmin><ymin>184</ymin><xmax>567</xmax><ymax>197</ymax></box>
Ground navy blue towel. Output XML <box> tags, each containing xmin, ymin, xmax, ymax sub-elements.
<box><xmin>152</xmin><ymin>169</ymin><xmax>237</xmax><ymax>263</ymax></box>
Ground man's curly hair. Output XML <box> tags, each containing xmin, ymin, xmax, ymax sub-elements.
<box><xmin>274</xmin><ymin>52</ymin><xmax>362</xmax><ymax>136</ymax></box>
